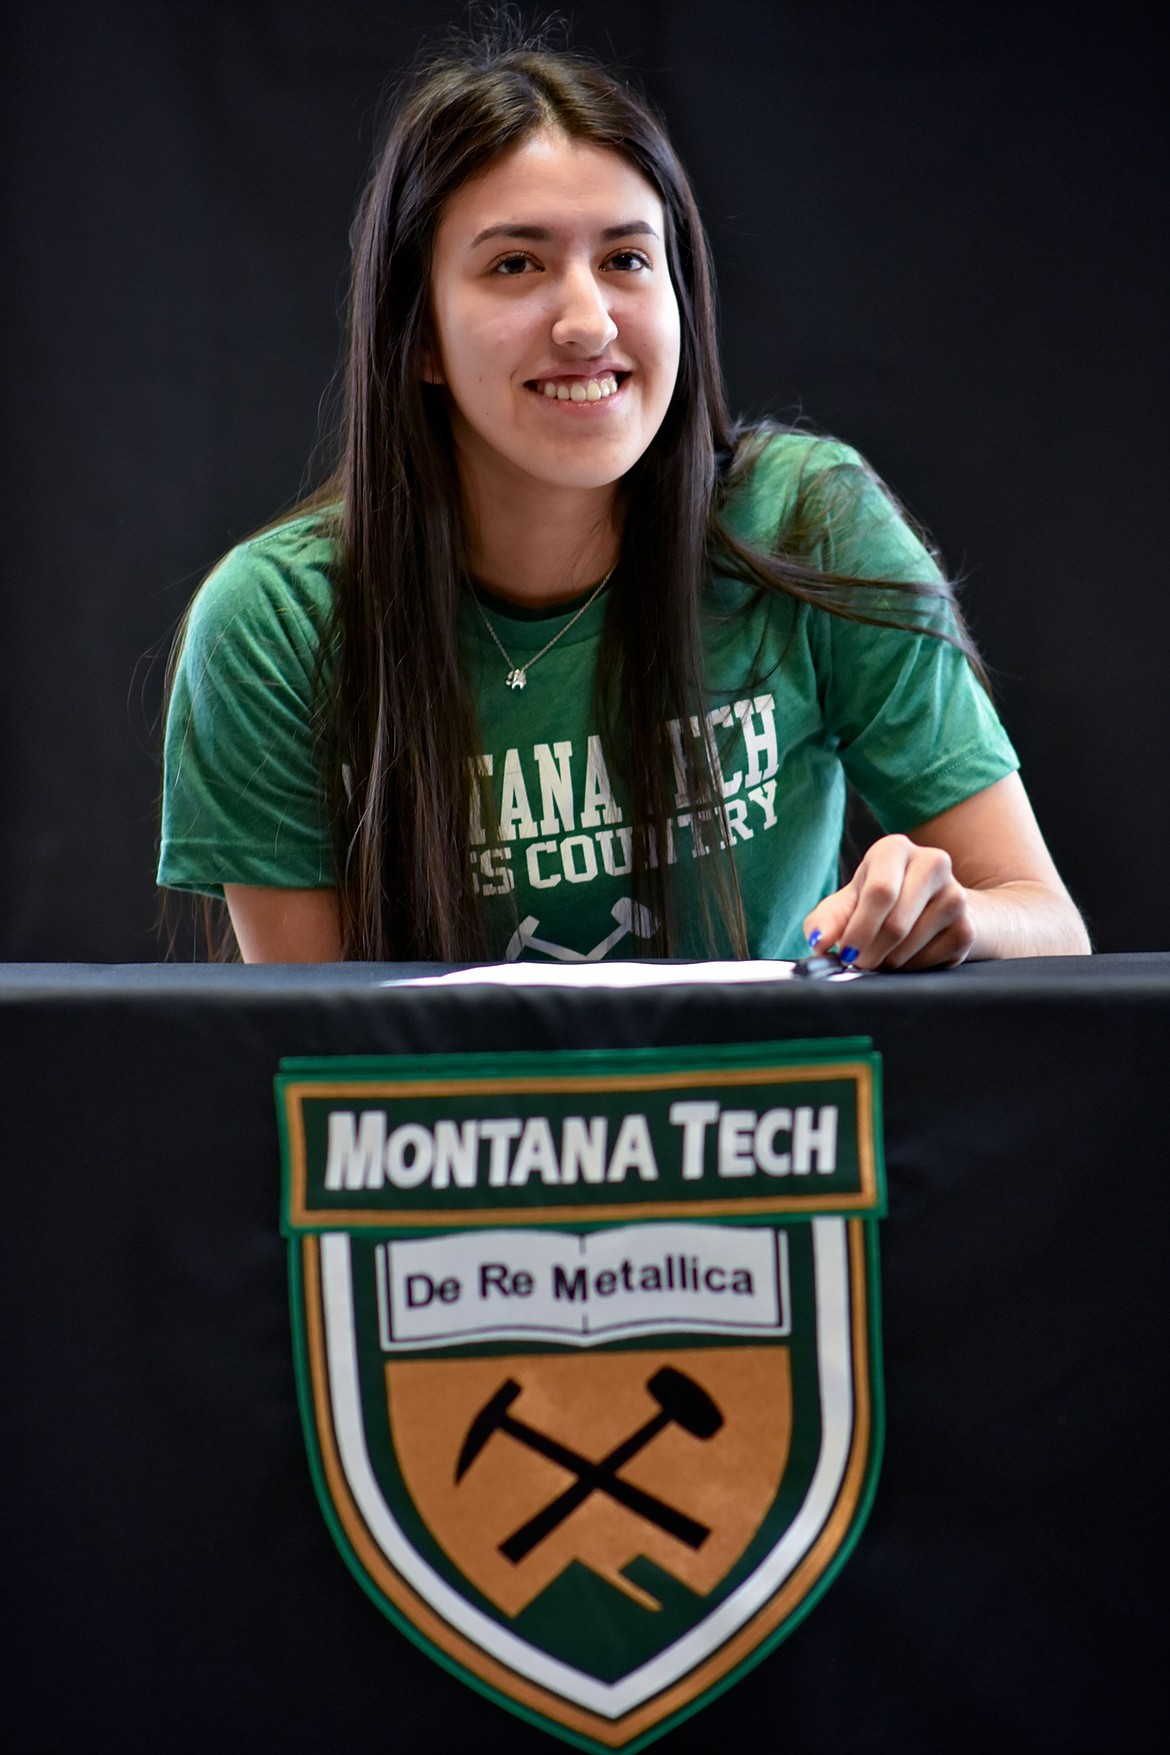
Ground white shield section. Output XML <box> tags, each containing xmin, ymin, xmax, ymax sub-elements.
<box><xmin>319</xmin><ymin>1218</ymin><xmax>855</xmax><ymax>1717</ymax></box>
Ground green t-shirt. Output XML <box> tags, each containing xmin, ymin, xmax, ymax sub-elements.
<box><xmin>158</xmin><ymin>434</ymin><xmax>1018</xmax><ymax>959</ymax></box>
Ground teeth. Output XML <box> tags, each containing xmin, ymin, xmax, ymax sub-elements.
<box><xmin>537</xmin><ymin>374</ymin><xmax>620</xmax><ymax>401</ymax></box>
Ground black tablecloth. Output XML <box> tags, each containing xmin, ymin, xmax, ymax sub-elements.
<box><xmin>1</xmin><ymin>956</ymin><xmax>1165</xmax><ymax>1753</ymax></box>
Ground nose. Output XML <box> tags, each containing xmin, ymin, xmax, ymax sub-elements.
<box><xmin>550</xmin><ymin>262</ymin><xmax>618</xmax><ymax>355</ymax></box>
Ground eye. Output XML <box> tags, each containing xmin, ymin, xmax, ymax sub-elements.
<box><xmin>490</xmin><ymin>252</ymin><xmax>541</xmax><ymax>276</ymax></box>
<box><xmin>605</xmin><ymin>249</ymin><xmax>651</xmax><ymax>273</ymax></box>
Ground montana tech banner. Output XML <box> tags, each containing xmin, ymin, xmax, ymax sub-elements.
<box><xmin>277</xmin><ymin>1039</ymin><xmax>885</xmax><ymax>1751</ymax></box>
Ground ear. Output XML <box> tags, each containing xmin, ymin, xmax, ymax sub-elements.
<box><xmin>419</xmin><ymin>340</ymin><xmax>444</xmax><ymax>386</ymax></box>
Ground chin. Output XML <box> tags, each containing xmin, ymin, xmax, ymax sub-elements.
<box><xmin>523</xmin><ymin>441</ymin><xmax>651</xmax><ymax>492</ymax></box>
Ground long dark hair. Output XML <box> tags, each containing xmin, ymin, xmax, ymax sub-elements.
<box><xmin>321</xmin><ymin>28</ymin><xmax>983</xmax><ymax>960</ymax></box>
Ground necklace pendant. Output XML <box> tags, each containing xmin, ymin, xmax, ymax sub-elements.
<box><xmin>505</xmin><ymin>668</ymin><xmax>527</xmax><ymax>690</ymax></box>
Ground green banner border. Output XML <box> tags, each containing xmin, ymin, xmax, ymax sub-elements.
<box><xmin>277</xmin><ymin>1038</ymin><xmax>886</xmax><ymax>1230</ymax></box>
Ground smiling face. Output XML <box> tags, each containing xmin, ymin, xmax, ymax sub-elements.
<box><xmin>427</xmin><ymin>130</ymin><xmax>682</xmax><ymax>511</ymax></box>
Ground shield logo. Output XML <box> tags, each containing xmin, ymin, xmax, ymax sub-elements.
<box><xmin>279</xmin><ymin>1039</ymin><xmax>884</xmax><ymax>1751</ymax></box>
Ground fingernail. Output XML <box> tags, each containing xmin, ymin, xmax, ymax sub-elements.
<box><xmin>839</xmin><ymin>946</ymin><xmax>859</xmax><ymax>966</ymax></box>
<box><xmin>807</xmin><ymin>929</ymin><xmax>822</xmax><ymax>949</ymax></box>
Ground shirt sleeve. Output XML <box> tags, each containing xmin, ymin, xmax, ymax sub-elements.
<box><xmin>802</xmin><ymin>449</ymin><xmax>1020</xmax><ymax>831</ymax></box>
<box><xmin>157</xmin><ymin>532</ymin><xmax>336</xmax><ymax>897</ymax></box>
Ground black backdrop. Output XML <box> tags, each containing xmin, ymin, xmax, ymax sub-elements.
<box><xmin>2</xmin><ymin>0</ymin><xmax>1166</xmax><ymax>960</ymax></box>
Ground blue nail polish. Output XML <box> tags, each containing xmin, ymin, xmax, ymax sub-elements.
<box><xmin>839</xmin><ymin>946</ymin><xmax>859</xmax><ymax>966</ymax></box>
<box><xmin>807</xmin><ymin>929</ymin><xmax>822</xmax><ymax>949</ymax></box>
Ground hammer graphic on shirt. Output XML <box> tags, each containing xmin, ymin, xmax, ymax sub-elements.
<box><xmin>505</xmin><ymin>898</ymin><xmax>656</xmax><ymax>963</ymax></box>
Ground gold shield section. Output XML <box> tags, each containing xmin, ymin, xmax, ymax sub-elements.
<box><xmin>302</xmin><ymin>1223</ymin><xmax>873</xmax><ymax>1748</ymax></box>
<box><xmin>385</xmin><ymin>1348</ymin><xmax>792</xmax><ymax>1616</ymax></box>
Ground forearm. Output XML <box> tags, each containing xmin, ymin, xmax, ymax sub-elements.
<box><xmin>224</xmin><ymin>885</ymin><xmax>343</xmax><ymax>962</ymax></box>
<box><xmin>964</xmin><ymin>879</ymin><xmax>1090</xmax><ymax>961</ymax></box>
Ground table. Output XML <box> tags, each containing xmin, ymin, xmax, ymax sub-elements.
<box><xmin>1</xmin><ymin>957</ymin><xmax>1164</xmax><ymax>1752</ymax></box>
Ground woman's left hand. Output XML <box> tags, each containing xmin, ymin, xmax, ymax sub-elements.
<box><xmin>802</xmin><ymin>773</ymin><xmax>1091</xmax><ymax>970</ymax></box>
<box><xmin>804</xmin><ymin>835</ymin><xmax>975</xmax><ymax>970</ymax></box>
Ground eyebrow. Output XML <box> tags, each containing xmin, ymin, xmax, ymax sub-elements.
<box><xmin>469</xmin><ymin>220</ymin><xmax>661</xmax><ymax>248</ymax></box>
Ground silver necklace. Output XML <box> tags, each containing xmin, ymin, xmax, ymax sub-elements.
<box><xmin>471</xmin><ymin>566</ymin><xmax>616</xmax><ymax>690</ymax></box>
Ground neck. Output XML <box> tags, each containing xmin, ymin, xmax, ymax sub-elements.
<box><xmin>460</xmin><ymin>463</ymin><xmax>621</xmax><ymax>609</ymax></box>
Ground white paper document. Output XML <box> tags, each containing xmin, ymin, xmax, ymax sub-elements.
<box><xmin>389</xmin><ymin>959</ymin><xmax>857</xmax><ymax>990</ymax></box>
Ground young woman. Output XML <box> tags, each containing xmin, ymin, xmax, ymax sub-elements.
<box><xmin>158</xmin><ymin>35</ymin><xmax>1089</xmax><ymax>969</ymax></box>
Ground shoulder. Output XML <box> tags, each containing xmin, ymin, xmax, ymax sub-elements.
<box><xmin>182</xmin><ymin>509</ymin><xmax>340</xmax><ymax>684</ymax></box>
<box><xmin>725</xmin><ymin>426</ymin><xmax>945</xmax><ymax>594</ymax></box>
<box><xmin>718</xmin><ymin>428</ymin><xmax>868</xmax><ymax>550</ymax></box>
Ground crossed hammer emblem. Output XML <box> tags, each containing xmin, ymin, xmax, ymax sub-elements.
<box><xmin>504</xmin><ymin>897</ymin><xmax>657</xmax><ymax>963</ymax></box>
<box><xmin>455</xmin><ymin>1367</ymin><xmax>724</xmax><ymax>1564</ymax></box>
